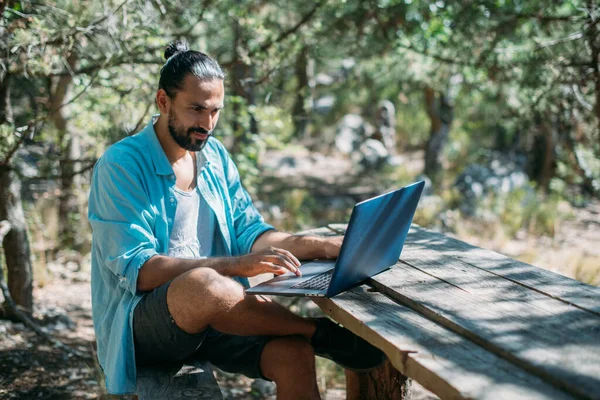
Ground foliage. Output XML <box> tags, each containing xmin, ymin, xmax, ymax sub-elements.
<box><xmin>0</xmin><ymin>0</ymin><xmax>598</xmax><ymax>251</ymax></box>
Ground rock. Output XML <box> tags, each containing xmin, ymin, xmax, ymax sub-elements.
<box><xmin>314</xmin><ymin>73</ymin><xmax>335</xmax><ymax>86</ymax></box>
<box><xmin>454</xmin><ymin>152</ymin><xmax>532</xmax><ymax>216</ymax></box>
<box><xmin>341</xmin><ymin>58</ymin><xmax>356</xmax><ymax>77</ymax></box>
<box><xmin>251</xmin><ymin>378</ymin><xmax>276</xmax><ymax>397</ymax></box>
<box><xmin>313</xmin><ymin>95</ymin><xmax>336</xmax><ymax>115</ymax></box>
<box><xmin>375</xmin><ymin>100</ymin><xmax>396</xmax><ymax>154</ymax></box>
<box><xmin>358</xmin><ymin>139</ymin><xmax>389</xmax><ymax>169</ymax></box>
<box><xmin>335</xmin><ymin>114</ymin><xmax>365</xmax><ymax>155</ymax></box>
<box><xmin>278</xmin><ymin>156</ymin><xmax>296</xmax><ymax>168</ymax></box>
<box><xmin>321</xmin><ymin>195</ymin><xmax>356</xmax><ymax>211</ymax></box>
<box><xmin>37</xmin><ymin>307</ymin><xmax>76</xmax><ymax>330</ymax></box>
<box><xmin>414</xmin><ymin>175</ymin><xmax>433</xmax><ymax>196</ymax></box>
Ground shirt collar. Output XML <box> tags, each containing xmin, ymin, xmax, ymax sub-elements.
<box><xmin>141</xmin><ymin>115</ymin><xmax>175</xmax><ymax>176</ymax></box>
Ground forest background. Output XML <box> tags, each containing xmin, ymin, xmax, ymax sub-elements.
<box><xmin>0</xmin><ymin>0</ymin><xmax>599</xmax><ymax>398</ymax></box>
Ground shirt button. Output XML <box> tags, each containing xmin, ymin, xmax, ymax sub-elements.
<box><xmin>169</xmin><ymin>197</ymin><xmax>174</xmax><ymax>203</ymax></box>
<box><xmin>167</xmin><ymin>218</ymin><xmax>173</xmax><ymax>223</ymax></box>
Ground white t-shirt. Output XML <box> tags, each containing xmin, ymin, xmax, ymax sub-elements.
<box><xmin>167</xmin><ymin>186</ymin><xmax>216</xmax><ymax>259</ymax></box>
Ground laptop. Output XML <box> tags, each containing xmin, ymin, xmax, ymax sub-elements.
<box><xmin>246</xmin><ymin>180</ymin><xmax>425</xmax><ymax>298</ymax></box>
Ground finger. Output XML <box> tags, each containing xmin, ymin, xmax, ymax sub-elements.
<box><xmin>265</xmin><ymin>263</ymin><xmax>288</xmax><ymax>276</ymax></box>
<box><xmin>266</xmin><ymin>255</ymin><xmax>301</xmax><ymax>276</ymax></box>
<box><xmin>271</xmin><ymin>247</ymin><xmax>302</xmax><ymax>268</ymax></box>
<box><xmin>265</xmin><ymin>254</ymin><xmax>300</xmax><ymax>275</ymax></box>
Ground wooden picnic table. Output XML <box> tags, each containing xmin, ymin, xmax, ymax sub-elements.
<box><xmin>305</xmin><ymin>224</ymin><xmax>600</xmax><ymax>400</ymax></box>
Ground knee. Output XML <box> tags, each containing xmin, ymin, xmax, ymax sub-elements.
<box><xmin>185</xmin><ymin>268</ymin><xmax>245</xmax><ymax>308</ymax></box>
<box><xmin>262</xmin><ymin>336</ymin><xmax>315</xmax><ymax>381</ymax></box>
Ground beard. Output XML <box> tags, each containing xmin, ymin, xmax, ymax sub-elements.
<box><xmin>167</xmin><ymin>111</ymin><xmax>212</xmax><ymax>152</ymax></box>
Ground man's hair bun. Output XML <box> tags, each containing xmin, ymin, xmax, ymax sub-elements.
<box><xmin>159</xmin><ymin>39</ymin><xmax>225</xmax><ymax>97</ymax></box>
<box><xmin>164</xmin><ymin>40</ymin><xmax>189</xmax><ymax>60</ymax></box>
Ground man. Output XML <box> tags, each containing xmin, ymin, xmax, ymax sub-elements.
<box><xmin>88</xmin><ymin>40</ymin><xmax>384</xmax><ymax>399</ymax></box>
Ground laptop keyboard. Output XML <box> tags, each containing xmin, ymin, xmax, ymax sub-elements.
<box><xmin>290</xmin><ymin>270</ymin><xmax>334</xmax><ymax>290</ymax></box>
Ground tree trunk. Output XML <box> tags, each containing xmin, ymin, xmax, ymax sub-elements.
<box><xmin>49</xmin><ymin>53</ymin><xmax>79</xmax><ymax>250</ymax></box>
<box><xmin>0</xmin><ymin>165</ymin><xmax>34</xmax><ymax>316</ymax></box>
<box><xmin>561</xmin><ymin>112</ymin><xmax>597</xmax><ymax>195</ymax></box>
<box><xmin>292</xmin><ymin>46</ymin><xmax>310</xmax><ymax>140</ymax></box>
<box><xmin>585</xmin><ymin>0</ymin><xmax>600</xmax><ymax>138</ymax></box>
<box><xmin>0</xmin><ymin>1</ymin><xmax>17</xmax><ymax>16</ymax></box>
<box><xmin>0</xmin><ymin>71</ymin><xmax>13</xmax><ymax>125</ymax></box>
<box><xmin>56</xmin><ymin>135</ymin><xmax>82</xmax><ymax>250</ymax></box>
<box><xmin>533</xmin><ymin>117</ymin><xmax>556</xmax><ymax>192</ymax></box>
<box><xmin>424</xmin><ymin>87</ymin><xmax>453</xmax><ymax>183</ymax></box>
<box><xmin>230</xmin><ymin>11</ymin><xmax>257</xmax><ymax>155</ymax></box>
<box><xmin>345</xmin><ymin>359</ymin><xmax>412</xmax><ymax>399</ymax></box>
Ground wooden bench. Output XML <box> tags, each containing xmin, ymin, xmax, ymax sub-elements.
<box><xmin>307</xmin><ymin>224</ymin><xmax>600</xmax><ymax>400</ymax></box>
<box><xmin>134</xmin><ymin>359</ymin><xmax>222</xmax><ymax>400</ymax></box>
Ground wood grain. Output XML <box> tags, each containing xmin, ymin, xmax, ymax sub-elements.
<box><xmin>404</xmin><ymin>225</ymin><xmax>600</xmax><ymax>316</ymax></box>
<box><xmin>370</xmin><ymin>263</ymin><xmax>600</xmax><ymax>399</ymax></box>
<box><xmin>323</xmin><ymin>224</ymin><xmax>600</xmax><ymax>399</ymax></box>
<box><xmin>314</xmin><ymin>287</ymin><xmax>574</xmax><ymax>400</ymax></box>
<box><xmin>345</xmin><ymin>360</ymin><xmax>411</xmax><ymax>400</ymax></box>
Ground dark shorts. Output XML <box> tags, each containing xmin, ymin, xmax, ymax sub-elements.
<box><xmin>133</xmin><ymin>280</ymin><xmax>273</xmax><ymax>380</ymax></box>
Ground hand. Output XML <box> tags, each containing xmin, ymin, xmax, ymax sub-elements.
<box><xmin>234</xmin><ymin>247</ymin><xmax>302</xmax><ymax>278</ymax></box>
<box><xmin>322</xmin><ymin>236</ymin><xmax>344</xmax><ymax>259</ymax></box>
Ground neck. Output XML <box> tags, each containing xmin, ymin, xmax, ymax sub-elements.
<box><xmin>155</xmin><ymin>114</ymin><xmax>188</xmax><ymax>163</ymax></box>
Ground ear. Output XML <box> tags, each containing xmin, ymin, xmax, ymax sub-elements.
<box><xmin>156</xmin><ymin>89</ymin><xmax>172</xmax><ymax>115</ymax></box>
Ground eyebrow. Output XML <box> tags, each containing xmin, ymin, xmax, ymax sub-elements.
<box><xmin>190</xmin><ymin>102</ymin><xmax>224</xmax><ymax>110</ymax></box>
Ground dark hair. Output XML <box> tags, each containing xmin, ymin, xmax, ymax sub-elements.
<box><xmin>158</xmin><ymin>40</ymin><xmax>225</xmax><ymax>98</ymax></box>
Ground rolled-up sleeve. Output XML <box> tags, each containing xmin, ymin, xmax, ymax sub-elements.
<box><xmin>223</xmin><ymin>153</ymin><xmax>274</xmax><ymax>255</ymax></box>
<box><xmin>88</xmin><ymin>160</ymin><xmax>158</xmax><ymax>294</ymax></box>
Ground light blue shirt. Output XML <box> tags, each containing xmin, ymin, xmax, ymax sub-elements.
<box><xmin>88</xmin><ymin>118</ymin><xmax>274</xmax><ymax>394</ymax></box>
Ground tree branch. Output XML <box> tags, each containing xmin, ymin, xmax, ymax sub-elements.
<box><xmin>0</xmin><ymin>124</ymin><xmax>32</xmax><ymax>166</ymax></box>
<box><xmin>33</xmin><ymin>161</ymin><xmax>97</xmax><ymax>180</ymax></box>
<box><xmin>25</xmin><ymin>0</ymin><xmax>130</xmax><ymax>49</ymax></box>
<box><xmin>533</xmin><ymin>31</ymin><xmax>585</xmax><ymax>52</ymax></box>
<box><xmin>508</xmin><ymin>12</ymin><xmax>585</xmax><ymax>23</ymax></box>
<box><xmin>48</xmin><ymin>55</ymin><xmax>162</xmax><ymax>77</ymax></box>
<box><xmin>395</xmin><ymin>42</ymin><xmax>476</xmax><ymax>68</ymax></box>
<box><xmin>250</xmin><ymin>1</ymin><xmax>326</xmax><ymax>57</ymax></box>
<box><xmin>129</xmin><ymin>101</ymin><xmax>153</xmax><ymax>135</ymax></box>
<box><xmin>50</xmin><ymin>58</ymin><xmax>107</xmax><ymax>116</ymax></box>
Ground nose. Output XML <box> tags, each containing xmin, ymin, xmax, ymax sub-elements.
<box><xmin>197</xmin><ymin>113</ymin><xmax>214</xmax><ymax>132</ymax></box>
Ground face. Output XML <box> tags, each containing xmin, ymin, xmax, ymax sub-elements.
<box><xmin>162</xmin><ymin>75</ymin><xmax>225</xmax><ymax>152</ymax></box>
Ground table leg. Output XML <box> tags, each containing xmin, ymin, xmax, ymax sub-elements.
<box><xmin>345</xmin><ymin>359</ymin><xmax>411</xmax><ymax>399</ymax></box>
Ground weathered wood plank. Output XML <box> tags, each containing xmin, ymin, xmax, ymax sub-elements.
<box><xmin>370</xmin><ymin>262</ymin><xmax>600</xmax><ymax>399</ymax></box>
<box><xmin>405</xmin><ymin>226</ymin><xmax>600</xmax><ymax>315</ymax></box>
<box><xmin>314</xmin><ymin>286</ymin><xmax>574</xmax><ymax>400</ymax></box>
<box><xmin>136</xmin><ymin>360</ymin><xmax>222</xmax><ymax>400</ymax></box>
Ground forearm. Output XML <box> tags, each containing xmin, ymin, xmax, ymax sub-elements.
<box><xmin>251</xmin><ymin>230</ymin><xmax>334</xmax><ymax>260</ymax></box>
<box><xmin>136</xmin><ymin>255</ymin><xmax>239</xmax><ymax>292</ymax></box>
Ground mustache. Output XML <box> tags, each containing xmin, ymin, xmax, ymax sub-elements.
<box><xmin>187</xmin><ymin>127</ymin><xmax>212</xmax><ymax>136</ymax></box>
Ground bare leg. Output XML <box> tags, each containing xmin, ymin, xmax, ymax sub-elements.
<box><xmin>167</xmin><ymin>268</ymin><xmax>316</xmax><ymax>338</ymax></box>
<box><xmin>260</xmin><ymin>336</ymin><xmax>321</xmax><ymax>400</ymax></box>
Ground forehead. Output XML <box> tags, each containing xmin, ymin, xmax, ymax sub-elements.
<box><xmin>175</xmin><ymin>75</ymin><xmax>224</xmax><ymax>105</ymax></box>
